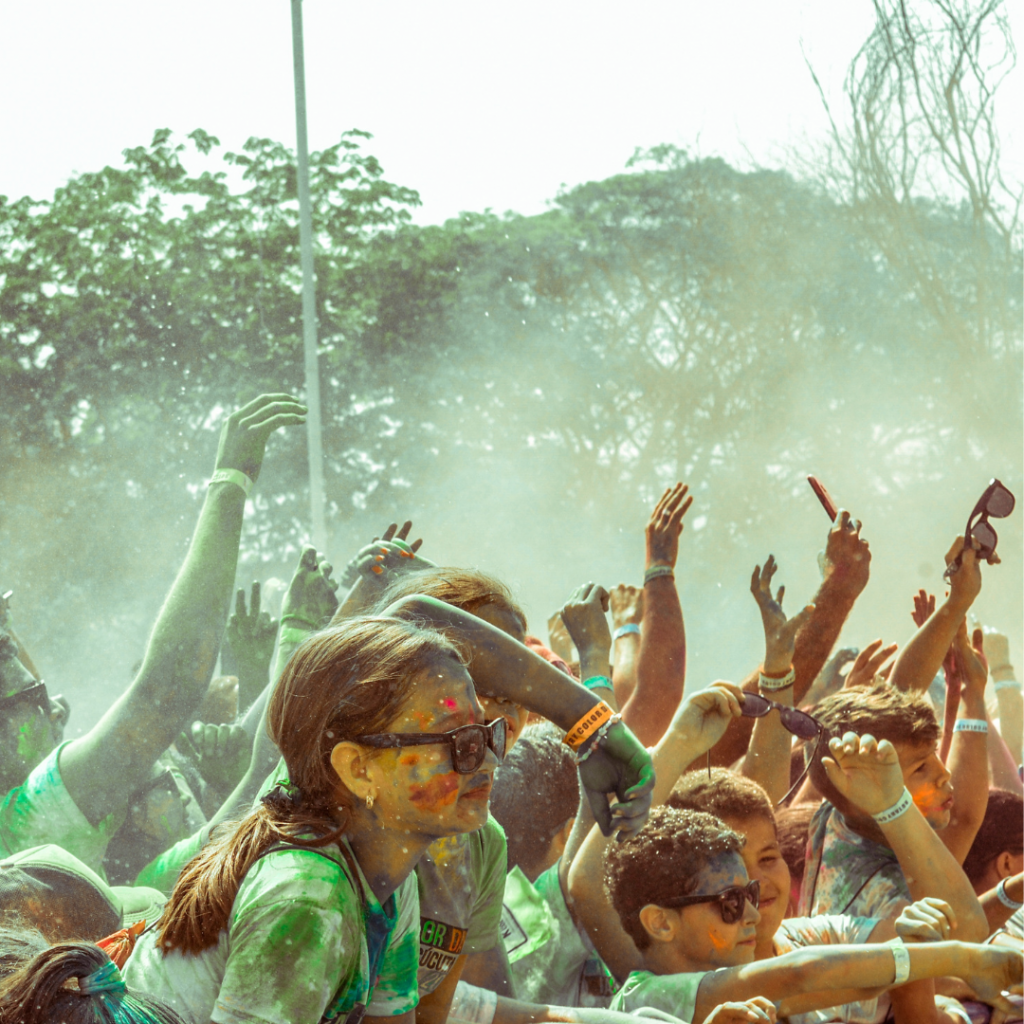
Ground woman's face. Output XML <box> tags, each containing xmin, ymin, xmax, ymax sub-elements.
<box><xmin>671</xmin><ymin>852</ymin><xmax>760</xmax><ymax>969</ymax></box>
<box><xmin>469</xmin><ymin>601</ymin><xmax>530</xmax><ymax>751</ymax></box>
<box><xmin>364</xmin><ymin>653</ymin><xmax>499</xmax><ymax>839</ymax></box>
<box><xmin>722</xmin><ymin>814</ymin><xmax>791</xmax><ymax>951</ymax></box>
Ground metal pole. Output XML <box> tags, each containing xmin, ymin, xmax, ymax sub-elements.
<box><xmin>290</xmin><ymin>0</ymin><xmax>327</xmax><ymax>552</ymax></box>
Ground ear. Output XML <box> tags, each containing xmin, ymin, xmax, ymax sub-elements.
<box><xmin>330</xmin><ymin>742</ymin><xmax>375</xmax><ymax>804</ymax></box>
<box><xmin>995</xmin><ymin>850</ymin><xmax>1020</xmax><ymax>881</ymax></box>
<box><xmin>638</xmin><ymin>904</ymin><xmax>678</xmax><ymax>945</ymax></box>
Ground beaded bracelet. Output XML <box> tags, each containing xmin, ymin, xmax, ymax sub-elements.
<box><xmin>574</xmin><ymin>713</ymin><xmax>623</xmax><ymax>766</ymax></box>
<box><xmin>953</xmin><ymin>718</ymin><xmax>988</xmax><ymax>734</ymax></box>
<box><xmin>613</xmin><ymin>623</ymin><xmax>641</xmax><ymax>641</ymax></box>
<box><xmin>996</xmin><ymin>877</ymin><xmax>1023</xmax><ymax>911</ymax></box>
<box><xmin>890</xmin><ymin>941</ymin><xmax>911</xmax><ymax>986</ymax></box>
<box><xmin>759</xmin><ymin>667</ymin><xmax>795</xmax><ymax>692</ymax></box>
<box><xmin>563</xmin><ymin>701</ymin><xmax>615</xmax><ymax>752</ymax></box>
<box><xmin>872</xmin><ymin>787</ymin><xmax>913</xmax><ymax>826</ymax></box>
<box><xmin>581</xmin><ymin>675</ymin><xmax>614</xmax><ymax>693</ymax></box>
<box><xmin>208</xmin><ymin>467</ymin><xmax>253</xmax><ymax>497</ymax></box>
<box><xmin>644</xmin><ymin>566</ymin><xmax>674</xmax><ymax>584</ymax></box>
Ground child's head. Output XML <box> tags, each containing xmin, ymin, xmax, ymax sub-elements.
<box><xmin>962</xmin><ymin>788</ymin><xmax>1024</xmax><ymax>894</ymax></box>
<box><xmin>379</xmin><ymin>568</ymin><xmax>531</xmax><ymax>747</ymax></box>
<box><xmin>669</xmin><ymin>769</ymin><xmax>790</xmax><ymax>948</ymax></box>
<box><xmin>603</xmin><ymin>807</ymin><xmax>759</xmax><ymax>971</ymax></box>
<box><xmin>808</xmin><ymin>683</ymin><xmax>949</xmax><ymax>828</ymax></box>
<box><xmin>489</xmin><ymin>722</ymin><xmax>579</xmax><ymax>879</ymax></box>
<box><xmin>774</xmin><ymin>803</ymin><xmax>817</xmax><ymax>915</ymax></box>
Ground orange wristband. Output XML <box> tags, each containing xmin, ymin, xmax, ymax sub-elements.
<box><xmin>564</xmin><ymin>701</ymin><xmax>615</xmax><ymax>752</ymax></box>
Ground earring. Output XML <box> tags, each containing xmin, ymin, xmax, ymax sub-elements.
<box><xmin>365</xmin><ymin>793</ymin><xmax>374</xmax><ymax>810</ymax></box>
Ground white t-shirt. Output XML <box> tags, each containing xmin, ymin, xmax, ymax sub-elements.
<box><xmin>125</xmin><ymin>839</ymin><xmax>420</xmax><ymax>1024</ymax></box>
<box><xmin>609</xmin><ymin>968</ymin><xmax>708</xmax><ymax>1020</ymax></box>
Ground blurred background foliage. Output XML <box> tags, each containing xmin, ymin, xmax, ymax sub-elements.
<box><xmin>1</xmin><ymin>0</ymin><xmax>1020</xmax><ymax>727</ymax></box>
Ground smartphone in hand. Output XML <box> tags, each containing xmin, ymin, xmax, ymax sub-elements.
<box><xmin>807</xmin><ymin>476</ymin><xmax>838</xmax><ymax>521</ymax></box>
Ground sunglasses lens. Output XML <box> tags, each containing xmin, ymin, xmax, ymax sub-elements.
<box><xmin>719</xmin><ymin>889</ymin><xmax>745</xmax><ymax>925</ymax></box>
<box><xmin>452</xmin><ymin>727</ymin><xmax>486</xmax><ymax>774</ymax></box>
<box><xmin>972</xmin><ymin>520</ymin><xmax>997</xmax><ymax>554</ymax></box>
<box><xmin>780</xmin><ymin>708</ymin><xmax>820</xmax><ymax>740</ymax></box>
<box><xmin>491</xmin><ymin>718</ymin><xmax>507</xmax><ymax>761</ymax></box>
<box><xmin>986</xmin><ymin>485</ymin><xmax>1015</xmax><ymax>518</ymax></box>
<box><xmin>741</xmin><ymin>693</ymin><xmax>771</xmax><ymax>718</ymax></box>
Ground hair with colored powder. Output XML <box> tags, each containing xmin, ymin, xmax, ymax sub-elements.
<box><xmin>489</xmin><ymin>722</ymin><xmax>579</xmax><ymax>877</ymax></box>
<box><xmin>377</xmin><ymin>567</ymin><xmax>528</xmax><ymax>633</ymax></box>
<box><xmin>774</xmin><ymin>803</ymin><xmax>817</xmax><ymax>888</ymax></box>
<box><xmin>668</xmin><ymin>768</ymin><xmax>776</xmax><ymax>830</ymax></box>
<box><xmin>962</xmin><ymin>788</ymin><xmax>1024</xmax><ymax>886</ymax></box>
<box><xmin>603</xmin><ymin>806</ymin><xmax>744</xmax><ymax>951</ymax></box>
<box><xmin>807</xmin><ymin>682</ymin><xmax>940</xmax><ymax>813</ymax></box>
<box><xmin>155</xmin><ymin>616</ymin><xmax>461</xmax><ymax>956</ymax></box>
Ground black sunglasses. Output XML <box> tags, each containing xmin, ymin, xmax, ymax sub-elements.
<box><xmin>360</xmin><ymin>718</ymin><xmax>507</xmax><ymax>774</ymax></box>
<box><xmin>661</xmin><ymin>879</ymin><xmax>760</xmax><ymax>925</ymax></box>
<box><xmin>0</xmin><ymin>681</ymin><xmax>49</xmax><ymax>718</ymax></box>
<box><xmin>742</xmin><ymin>693</ymin><xmax>821</xmax><ymax>740</ymax></box>
<box><xmin>944</xmin><ymin>479</ymin><xmax>1015</xmax><ymax>581</ymax></box>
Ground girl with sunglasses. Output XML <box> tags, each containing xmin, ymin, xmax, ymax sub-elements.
<box><xmin>602</xmin><ymin>806</ymin><xmax>1021</xmax><ymax>1024</ymax></box>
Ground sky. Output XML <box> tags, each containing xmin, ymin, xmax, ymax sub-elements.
<box><xmin>3</xmin><ymin>0</ymin><xmax>1018</xmax><ymax>225</ymax></box>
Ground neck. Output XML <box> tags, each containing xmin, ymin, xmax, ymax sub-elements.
<box><xmin>344</xmin><ymin>808</ymin><xmax>436</xmax><ymax>905</ymax></box>
<box><xmin>756</xmin><ymin>933</ymin><xmax>776</xmax><ymax>961</ymax></box>
<box><xmin>641</xmin><ymin>941</ymin><xmax>705</xmax><ymax>976</ymax></box>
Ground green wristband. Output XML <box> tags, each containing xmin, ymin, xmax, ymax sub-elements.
<box><xmin>582</xmin><ymin>675</ymin><xmax>614</xmax><ymax>693</ymax></box>
<box><xmin>280</xmin><ymin>614</ymin><xmax>319</xmax><ymax>630</ymax></box>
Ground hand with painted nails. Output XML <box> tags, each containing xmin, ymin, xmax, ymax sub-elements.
<box><xmin>896</xmin><ymin>897</ymin><xmax>957</xmax><ymax>943</ymax></box>
<box><xmin>821</xmin><ymin>732</ymin><xmax>904</xmax><ymax>817</ymax></box>
<box><xmin>822</xmin><ymin>510</ymin><xmax>871</xmax><ymax>596</ymax></box>
<box><xmin>339</xmin><ymin>523</ymin><xmax>424</xmax><ymax>588</ymax></box>
<box><xmin>353</xmin><ymin>539</ymin><xmax>436</xmax><ymax>586</ymax></box>
<box><xmin>844</xmin><ymin>639</ymin><xmax>899</xmax><ymax>690</ymax></box>
<box><xmin>750</xmin><ymin>556</ymin><xmax>815</xmax><ymax>676</ymax></box>
<box><xmin>281</xmin><ymin>547</ymin><xmax>340</xmax><ymax>631</ymax></box>
<box><xmin>561</xmin><ymin>583</ymin><xmax>613</xmax><ymax>668</ymax></box>
<box><xmin>705</xmin><ymin>997</ymin><xmax>777</xmax><ymax>1023</ymax></box>
<box><xmin>214</xmin><ymin>393</ymin><xmax>307</xmax><ymax>484</ymax></box>
<box><xmin>645</xmin><ymin>483</ymin><xmax>693</xmax><ymax>571</ymax></box>
<box><xmin>609</xmin><ymin>584</ymin><xmax>644</xmax><ymax>630</ymax></box>
<box><xmin>577</xmin><ymin>721</ymin><xmax>655</xmax><ymax>840</ymax></box>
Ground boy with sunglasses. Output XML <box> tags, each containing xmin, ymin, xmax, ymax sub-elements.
<box><xmin>601</xmin><ymin>806</ymin><xmax>1021</xmax><ymax>1024</ymax></box>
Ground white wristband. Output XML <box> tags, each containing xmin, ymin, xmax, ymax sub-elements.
<box><xmin>759</xmin><ymin>667</ymin><xmax>796</xmax><ymax>692</ymax></box>
<box><xmin>208</xmin><ymin>468</ymin><xmax>253</xmax><ymax>497</ymax></box>
<box><xmin>613</xmin><ymin>623</ymin><xmax>641</xmax><ymax>642</ymax></box>
<box><xmin>890</xmin><ymin>940</ymin><xmax>911</xmax><ymax>986</ymax></box>
<box><xmin>953</xmin><ymin>718</ymin><xmax>988</xmax><ymax>734</ymax></box>
<box><xmin>449</xmin><ymin>982</ymin><xmax>498</xmax><ymax>1024</ymax></box>
<box><xmin>996</xmin><ymin>877</ymin><xmax>1023</xmax><ymax>911</ymax></box>
<box><xmin>994</xmin><ymin>679</ymin><xmax>1023</xmax><ymax>692</ymax></box>
<box><xmin>872</xmin><ymin>787</ymin><xmax>913</xmax><ymax>826</ymax></box>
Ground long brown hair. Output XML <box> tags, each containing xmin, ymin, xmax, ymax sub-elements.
<box><xmin>377</xmin><ymin>567</ymin><xmax>527</xmax><ymax>631</ymax></box>
<box><xmin>156</xmin><ymin>617</ymin><xmax>461</xmax><ymax>955</ymax></box>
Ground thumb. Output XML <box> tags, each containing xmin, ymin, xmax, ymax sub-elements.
<box><xmin>584</xmin><ymin>785</ymin><xmax>614</xmax><ymax>837</ymax></box>
<box><xmin>972</xmin><ymin>628</ymin><xmax>985</xmax><ymax>656</ymax></box>
<box><xmin>820</xmin><ymin>755</ymin><xmax>842</xmax><ymax>789</ymax></box>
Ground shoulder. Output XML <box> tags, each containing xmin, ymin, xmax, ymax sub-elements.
<box><xmin>236</xmin><ymin>844</ymin><xmax>355</xmax><ymax>912</ymax></box>
<box><xmin>613</xmin><ymin>970</ymin><xmax>707</xmax><ymax>1017</ymax></box>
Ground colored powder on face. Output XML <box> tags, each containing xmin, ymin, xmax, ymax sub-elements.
<box><xmin>707</xmin><ymin>929</ymin><xmax>732</xmax><ymax>951</ymax></box>
<box><xmin>409</xmin><ymin>773</ymin><xmax>460</xmax><ymax>812</ymax></box>
<box><xmin>442</xmin><ymin>698</ymin><xmax>457</xmax><ymax>710</ymax></box>
<box><xmin>399</xmin><ymin>754</ymin><xmax>420</xmax><ymax>766</ymax></box>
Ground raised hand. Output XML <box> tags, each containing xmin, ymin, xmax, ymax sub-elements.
<box><xmin>645</xmin><ymin>482</ymin><xmax>693</xmax><ymax>570</ymax></box>
<box><xmin>561</xmin><ymin>583</ymin><xmax>613</xmax><ymax>667</ymax></box>
<box><xmin>181</xmin><ymin>722</ymin><xmax>250</xmax><ymax>795</ymax></box>
<box><xmin>750</xmin><ymin>556</ymin><xmax>815</xmax><ymax>676</ymax></box>
<box><xmin>705</xmin><ymin>998</ymin><xmax>777</xmax><ymax>1024</ymax></box>
<box><xmin>981</xmin><ymin>626</ymin><xmax>1013</xmax><ymax>677</ymax></box>
<box><xmin>214</xmin><ymin>393</ymin><xmax>307</xmax><ymax>483</ymax></box>
<box><xmin>671</xmin><ymin>681</ymin><xmax>745</xmax><ymax>752</ymax></box>
<box><xmin>911</xmin><ymin>590</ymin><xmax>936</xmax><ymax>628</ymax></box>
<box><xmin>822</xmin><ymin>509</ymin><xmax>871</xmax><ymax>596</ymax></box>
<box><xmin>577</xmin><ymin>721</ymin><xmax>655</xmax><ymax>840</ymax></box>
<box><xmin>225</xmin><ymin>582</ymin><xmax>277</xmax><ymax>673</ymax></box>
<box><xmin>844</xmin><ymin>639</ymin><xmax>899</xmax><ymax>690</ymax></box>
<box><xmin>895</xmin><ymin>897</ymin><xmax>956</xmax><ymax>943</ymax></box>
<box><xmin>373</xmin><ymin>520</ymin><xmax>424</xmax><ymax>553</ymax></box>
<box><xmin>950</xmin><ymin>619</ymin><xmax>988</xmax><ymax>708</ymax></box>
<box><xmin>547</xmin><ymin>612</ymin><xmax>576</xmax><ymax>663</ymax></box>
<box><xmin>944</xmin><ymin>535</ymin><xmax>989</xmax><ymax>609</ymax></box>
<box><xmin>821</xmin><ymin>732</ymin><xmax>904</xmax><ymax>817</ymax></box>
<box><xmin>609</xmin><ymin>584</ymin><xmax>644</xmax><ymax>630</ymax></box>
<box><xmin>281</xmin><ymin>547</ymin><xmax>340</xmax><ymax>630</ymax></box>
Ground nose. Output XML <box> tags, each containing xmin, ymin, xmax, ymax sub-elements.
<box><xmin>745</xmin><ymin>899</ymin><xmax>761</xmax><ymax>926</ymax></box>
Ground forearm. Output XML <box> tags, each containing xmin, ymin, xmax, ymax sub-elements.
<box><xmin>742</xmin><ymin>709</ymin><xmax>793</xmax><ymax>807</ymax></box>
<box><xmin>386</xmin><ymin>597</ymin><xmax>597</xmax><ymax>731</ymax></box>
<box><xmin>980</xmin><ymin>872</ymin><xmax>1024</xmax><ymax>934</ymax></box>
<box><xmin>62</xmin><ymin>484</ymin><xmax>246</xmax><ymax>821</ymax></box>
<box><xmin>888</xmin><ymin>980</ymin><xmax>940</xmax><ymax>1024</ymax></box>
<box><xmin>880</xmin><ymin>805</ymin><xmax>988</xmax><ymax>940</ymax></box>
<box><xmin>941</xmin><ymin>696</ymin><xmax>990</xmax><ymax>864</ymax></box>
<box><xmin>987</xmin><ymin>718</ymin><xmax>1023</xmax><ymax>795</ymax></box>
<box><xmin>890</xmin><ymin>597</ymin><xmax>971</xmax><ymax>694</ymax></box>
<box><xmin>791</xmin><ymin>571</ymin><xmax>859</xmax><ymax>704</ymax></box>
<box><xmin>993</xmin><ymin>674</ymin><xmax>1023</xmax><ymax>764</ymax></box>
<box><xmin>621</xmin><ymin>578</ymin><xmax>685</xmax><ymax>746</ymax></box>
<box><xmin>611</xmin><ymin>636</ymin><xmax>639</xmax><ymax>709</ymax></box>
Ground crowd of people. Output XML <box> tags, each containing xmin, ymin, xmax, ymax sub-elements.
<box><xmin>0</xmin><ymin>392</ymin><xmax>1020</xmax><ymax>1024</ymax></box>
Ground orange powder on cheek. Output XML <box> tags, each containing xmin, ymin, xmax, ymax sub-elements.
<box><xmin>399</xmin><ymin>754</ymin><xmax>420</xmax><ymax>766</ymax></box>
<box><xmin>707</xmin><ymin>929</ymin><xmax>731</xmax><ymax>951</ymax></box>
<box><xmin>409</xmin><ymin>773</ymin><xmax>460</xmax><ymax>812</ymax></box>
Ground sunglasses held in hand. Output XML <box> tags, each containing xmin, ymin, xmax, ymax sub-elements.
<box><xmin>944</xmin><ymin>479</ymin><xmax>1015</xmax><ymax>581</ymax></box>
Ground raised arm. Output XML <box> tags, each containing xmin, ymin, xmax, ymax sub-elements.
<box><xmin>622</xmin><ymin>483</ymin><xmax>692</xmax><ymax>746</ymax></box>
<box><xmin>608</xmin><ymin>585</ymin><xmax>643</xmax><ymax>709</ymax></box>
<box><xmin>60</xmin><ymin>394</ymin><xmax>306</xmax><ymax>826</ymax></box>
<box><xmin>822</xmin><ymin>733</ymin><xmax>988</xmax><ymax>941</ymax></box>
<box><xmin>742</xmin><ymin>557</ymin><xmax>815</xmax><ymax>806</ymax></box>
<box><xmin>222</xmin><ymin>582</ymin><xmax>279</xmax><ymax>714</ymax></box>
<box><xmin>707</xmin><ymin>510</ymin><xmax>871</xmax><ymax>768</ymax></box>
<box><xmin>889</xmin><ymin>538</ymin><xmax>988</xmax><ymax>694</ymax></box>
